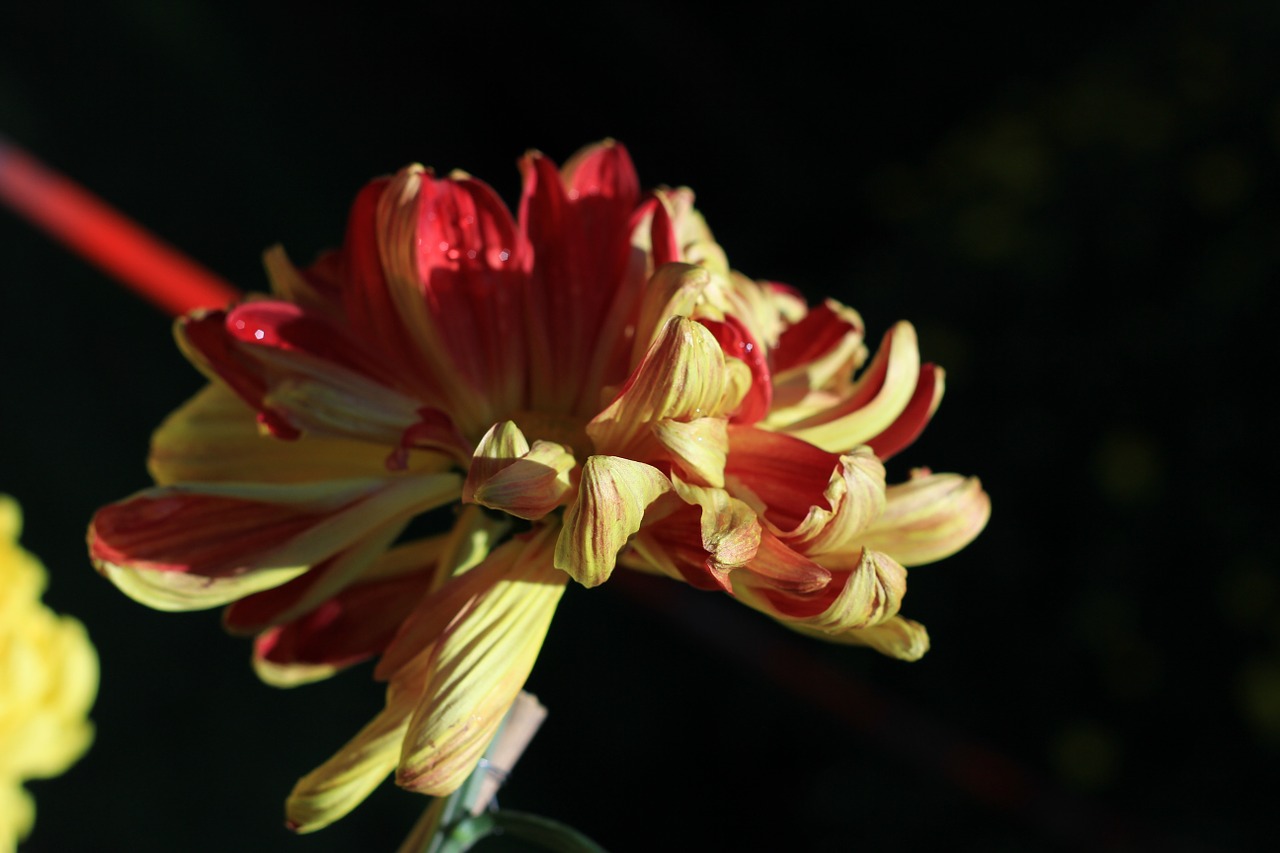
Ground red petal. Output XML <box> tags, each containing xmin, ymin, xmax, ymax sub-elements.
<box><xmin>225</xmin><ymin>301</ymin><xmax>397</xmax><ymax>387</ymax></box>
<box><xmin>771</xmin><ymin>301</ymin><xmax>863</xmax><ymax>374</ymax></box>
<box><xmin>700</xmin><ymin>316</ymin><xmax>772</xmax><ymax>424</ymax></box>
<box><xmin>90</xmin><ymin>491</ymin><xmax>329</xmax><ymax>577</ymax></box>
<box><xmin>338</xmin><ymin>176</ymin><xmax>426</xmax><ymax>377</ymax></box>
<box><xmin>253</xmin><ymin>570</ymin><xmax>433</xmax><ymax>672</ymax></box>
<box><xmin>519</xmin><ymin>144</ymin><xmax>643</xmax><ymax>412</ymax></box>
<box><xmin>745</xmin><ymin>529</ymin><xmax>832</xmax><ymax>595</ymax></box>
<box><xmin>725</xmin><ymin>426</ymin><xmax>841</xmax><ymax>530</ymax></box>
<box><xmin>179</xmin><ymin>309</ymin><xmax>299</xmax><ymax>439</ymax></box>
<box><xmin>865</xmin><ymin>363</ymin><xmax>943</xmax><ymax>461</ymax></box>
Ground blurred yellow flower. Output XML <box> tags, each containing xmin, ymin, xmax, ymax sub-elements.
<box><xmin>1</xmin><ymin>495</ymin><xmax>97</xmax><ymax>852</ymax></box>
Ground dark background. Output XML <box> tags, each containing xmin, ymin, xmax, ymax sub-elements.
<box><xmin>2</xmin><ymin>2</ymin><xmax>1277</xmax><ymax>850</ymax></box>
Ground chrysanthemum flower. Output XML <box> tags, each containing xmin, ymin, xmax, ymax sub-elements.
<box><xmin>88</xmin><ymin>142</ymin><xmax>989</xmax><ymax>831</ymax></box>
<box><xmin>2</xmin><ymin>495</ymin><xmax>97</xmax><ymax>850</ymax></box>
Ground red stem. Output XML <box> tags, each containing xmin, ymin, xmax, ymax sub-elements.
<box><xmin>0</xmin><ymin>137</ymin><xmax>241</xmax><ymax>317</ymax></box>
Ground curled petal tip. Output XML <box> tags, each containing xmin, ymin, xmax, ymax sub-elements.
<box><xmin>859</xmin><ymin>471</ymin><xmax>991</xmax><ymax>566</ymax></box>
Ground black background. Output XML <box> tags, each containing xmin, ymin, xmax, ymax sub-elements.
<box><xmin>2</xmin><ymin>2</ymin><xmax>1277</xmax><ymax>850</ymax></box>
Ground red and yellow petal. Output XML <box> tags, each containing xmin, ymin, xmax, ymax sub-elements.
<box><xmin>765</xmin><ymin>321</ymin><xmax>922</xmax><ymax>453</ymax></box>
<box><xmin>857</xmin><ymin>469</ymin><xmax>991</xmax><ymax>566</ymax></box>
<box><xmin>88</xmin><ymin>473</ymin><xmax>461</xmax><ymax>611</ymax></box>
<box><xmin>738</xmin><ymin>546</ymin><xmax>906</xmax><ymax>635</ymax></box>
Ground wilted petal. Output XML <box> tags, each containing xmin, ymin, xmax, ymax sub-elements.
<box><xmin>858</xmin><ymin>469</ymin><xmax>991</xmax><ymax>566</ymax></box>
<box><xmin>786</xmin><ymin>614</ymin><xmax>931</xmax><ymax>661</ymax></box>
<box><xmin>397</xmin><ymin>528</ymin><xmax>566</xmax><ymax>795</ymax></box>
<box><xmin>554</xmin><ymin>456</ymin><xmax>671</xmax><ymax>588</ymax></box>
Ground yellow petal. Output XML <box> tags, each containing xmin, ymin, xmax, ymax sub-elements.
<box><xmin>396</xmin><ymin>528</ymin><xmax>566</xmax><ymax>795</ymax></box>
<box><xmin>652</xmin><ymin>417</ymin><xmax>728</xmax><ymax>488</ymax></box>
<box><xmin>587</xmin><ymin>316</ymin><xmax>733</xmax><ymax>458</ymax></box>
<box><xmin>149</xmin><ymin>383</ymin><xmax>432</xmax><ymax>486</ymax></box>
<box><xmin>286</xmin><ymin>651</ymin><xmax>434</xmax><ymax>832</ymax></box>
<box><xmin>554</xmin><ymin>456</ymin><xmax>671</xmax><ymax>588</ymax></box>
<box><xmin>858</xmin><ymin>470</ymin><xmax>991</xmax><ymax>566</ymax></box>
<box><xmin>788</xmin><ymin>615</ymin><xmax>931</xmax><ymax>661</ymax></box>
<box><xmin>626</xmin><ymin>263</ymin><xmax>713</xmax><ymax>369</ymax></box>
<box><xmin>809</xmin><ymin>548</ymin><xmax>906</xmax><ymax>633</ymax></box>
<box><xmin>463</xmin><ymin>421</ymin><xmax>575</xmax><ymax>520</ymax></box>
<box><xmin>373</xmin><ymin>506</ymin><xmax>511</xmax><ymax>680</ymax></box>
<box><xmin>669</xmin><ymin>475</ymin><xmax>761</xmax><ymax>578</ymax></box>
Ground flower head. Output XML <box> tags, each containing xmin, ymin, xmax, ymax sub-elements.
<box><xmin>88</xmin><ymin>142</ymin><xmax>989</xmax><ymax>831</ymax></box>
<box><xmin>2</xmin><ymin>495</ymin><xmax>97</xmax><ymax>850</ymax></box>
